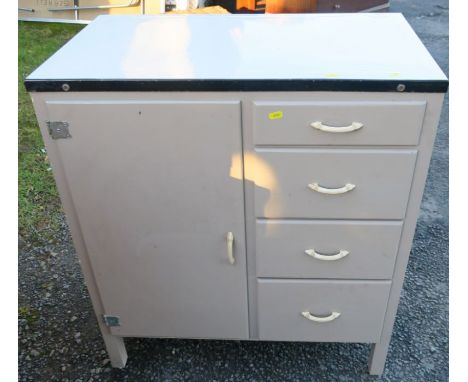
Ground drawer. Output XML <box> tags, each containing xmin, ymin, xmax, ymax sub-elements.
<box><xmin>253</xmin><ymin>101</ymin><xmax>426</xmax><ymax>146</ymax></box>
<box><xmin>254</xmin><ymin>149</ymin><xmax>417</xmax><ymax>219</ymax></box>
<box><xmin>256</xmin><ymin>220</ymin><xmax>402</xmax><ymax>279</ymax></box>
<box><xmin>257</xmin><ymin>279</ymin><xmax>391</xmax><ymax>342</ymax></box>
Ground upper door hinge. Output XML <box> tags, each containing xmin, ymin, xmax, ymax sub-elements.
<box><xmin>102</xmin><ymin>315</ymin><xmax>120</xmax><ymax>327</ymax></box>
<box><xmin>46</xmin><ymin>121</ymin><xmax>71</xmax><ymax>140</ymax></box>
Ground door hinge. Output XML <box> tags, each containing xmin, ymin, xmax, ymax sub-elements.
<box><xmin>46</xmin><ymin>121</ymin><xmax>71</xmax><ymax>140</ymax></box>
<box><xmin>102</xmin><ymin>315</ymin><xmax>120</xmax><ymax>327</ymax></box>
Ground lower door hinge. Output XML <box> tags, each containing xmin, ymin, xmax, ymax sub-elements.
<box><xmin>46</xmin><ymin>121</ymin><xmax>71</xmax><ymax>139</ymax></box>
<box><xmin>102</xmin><ymin>315</ymin><xmax>120</xmax><ymax>327</ymax></box>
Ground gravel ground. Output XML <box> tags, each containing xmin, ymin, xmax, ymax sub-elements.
<box><xmin>18</xmin><ymin>1</ymin><xmax>449</xmax><ymax>381</ymax></box>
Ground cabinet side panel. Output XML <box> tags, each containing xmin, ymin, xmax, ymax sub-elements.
<box><xmin>369</xmin><ymin>93</ymin><xmax>445</xmax><ymax>373</ymax></box>
<box><xmin>29</xmin><ymin>93</ymin><xmax>124</xmax><ymax>358</ymax></box>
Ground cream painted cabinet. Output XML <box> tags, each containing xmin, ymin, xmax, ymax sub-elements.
<box><xmin>26</xmin><ymin>14</ymin><xmax>447</xmax><ymax>376</ymax></box>
<box><xmin>45</xmin><ymin>100</ymin><xmax>249</xmax><ymax>339</ymax></box>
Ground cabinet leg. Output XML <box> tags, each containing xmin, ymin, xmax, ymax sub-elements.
<box><xmin>100</xmin><ymin>328</ymin><xmax>127</xmax><ymax>368</ymax></box>
<box><xmin>368</xmin><ymin>341</ymin><xmax>390</xmax><ymax>376</ymax></box>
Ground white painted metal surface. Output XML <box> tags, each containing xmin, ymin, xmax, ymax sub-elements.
<box><xmin>27</xmin><ymin>14</ymin><xmax>447</xmax><ymax>82</ymax></box>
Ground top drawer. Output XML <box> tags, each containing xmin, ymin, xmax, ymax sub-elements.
<box><xmin>253</xmin><ymin>101</ymin><xmax>426</xmax><ymax>146</ymax></box>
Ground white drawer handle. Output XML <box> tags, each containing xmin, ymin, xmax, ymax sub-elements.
<box><xmin>308</xmin><ymin>183</ymin><xmax>355</xmax><ymax>195</ymax></box>
<box><xmin>304</xmin><ymin>249</ymin><xmax>349</xmax><ymax>261</ymax></box>
<box><xmin>301</xmin><ymin>311</ymin><xmax>341</xmax><ymax>323</ymax></box>
<box><xmin>227</xmin><ymin>232</ymin><xmax>235</xmax><ymax>265</ymax></box>
<box><xmin>311</xmin><ymin>121</ymin><xmax>363</xmax><ymax>133</ymax></box>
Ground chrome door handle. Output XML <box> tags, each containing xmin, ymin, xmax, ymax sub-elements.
<box><xmin>227</xmin><ymin>232</ymin><xmax>235</xmax><ymax>265</ymax></box>
<box><xmin>308</xmin><ymin>183</ymin><xmax>355</xmax><ymax>195</ymax></box>
<box><xmin>304</xmin><ymin>249</ymin><xmax>349</xmax><ymax>261</ymax></box>
<box><xmin>311</xmin><ymin>121</ymin><xmax>363</xmax><ymax>133</ymax></box>
<box><xmin>301</xmin><ymin>311</ymin><xmax>341</xmax><ymax>323</ymax></box>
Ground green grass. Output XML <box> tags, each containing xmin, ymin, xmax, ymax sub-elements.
<box><xmin>18</xmin><ymin>21</ymin><xmax>84</xmax><ymax>244</ymax></box>
<box><xmin>18</xmin><ymin>305</ymin><xmax>40</xmax><ymax>325</ymax></box>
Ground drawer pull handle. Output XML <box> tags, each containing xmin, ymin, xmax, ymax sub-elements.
<box><xmin>311</xmin><ymin>121</ymin><xmax>363</xmax><ymax>133</ymax></box>
<box><xmin>227</xmin><ymin>232</ymin><xmax>235</xmax><ymax>265</ymax></box>
<box><xmin>304</xmin><ymin>249</ymin><xmax>349</xmax><ymax>261</ymax></box>
<box><xmin>308</xmin><ymin>183</ymin><xmax>355</xmax><ymax>195</ymax></box>
<box><xmin>301</xmin><ymin>311</ymin><xmax>341</xmax><ymax>323</ymax></box>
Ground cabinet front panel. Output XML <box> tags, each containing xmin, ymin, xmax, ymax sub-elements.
<box><xmin>253</xmin><ymin>100</ymin><xmax>426</xmax><ymax>146</ymax></box>
<box><xmin>46</xmin><ymin>99</ymin><xmax>249</xmax><ymax>339</ymax></box>
<box><xmin>256</xmin><ymin>220</ymin><xmax>402</xmax><ymax>279</ymax></box>
<box><xmin>253</xmin><ymin>149</ymin><xmax>417</xmax><ymax>219</ymax></box>
<box><xmin>257</xmin><ymin>279</ymin><xmax>391</xmax><ymax>342</ymax></box>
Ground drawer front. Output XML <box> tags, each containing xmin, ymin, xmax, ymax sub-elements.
<box><xmin>253</xmin><ymin>101</ymin><xmax>426</xmax><ymax>146</ymax></box>
<box><xmin>253</xmin><ymin>149</ymin><xmax>417</xmax><ymax>219</ymax></box>
<box><xmin>257</xmin><ymin>279</ymin><xmax>391</xmax><ymax>342</ymax></box>
<box><xmin>256</xmin><ymin>220</ymin><xmax>402</xmax><ymax>279</ymax></box>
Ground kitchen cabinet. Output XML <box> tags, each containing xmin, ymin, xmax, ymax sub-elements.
<box><xmin>26</xmin><ymin>14</ymin><xmax>448</xmax><ymax>375</ymax></box>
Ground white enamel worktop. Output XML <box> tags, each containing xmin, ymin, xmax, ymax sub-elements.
<box><xmin>28</xmin><ymin>13</ymin><xmax>446</xmax><ymax>82</ymax></box>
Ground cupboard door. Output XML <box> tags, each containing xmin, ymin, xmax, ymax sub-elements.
<box><xmin>46</xmin><ymin>99</ymin><xmax>249</xmax><ymax>339</ymax></box>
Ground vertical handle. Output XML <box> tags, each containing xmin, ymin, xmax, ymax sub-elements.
<box><xmin>227</xmin><ymin>232</ymin><xmax>235</xmax><ymax>265</ymax></box>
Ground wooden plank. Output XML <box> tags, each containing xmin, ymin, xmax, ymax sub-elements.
<box><xmin>168</xmin><ymin>5</ymin><xmax>230</xmax><ymax>13</ymax></box>
<box><xmin>264</xmin><ymin>0</ymin><xmax>388</xmax><ymax>13</ymax></box>
<box><xmin>317</xmin><ymin>0</ymin><xmax>389</xmax><ymax>12</ymax></box>
<box><xmin>236</xmin><ymin>0</ymin><xmax>257</xmax><ymax>12</ymax></box>
<box><xmin>18</xmin><ymin>0</ymin><xmax>76</xmax><ymax>21</ymax></box>
<box><xmin>266</xmin><ymin>0</ymin><xmax>317</xmax><ymax>13</ymax></box>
